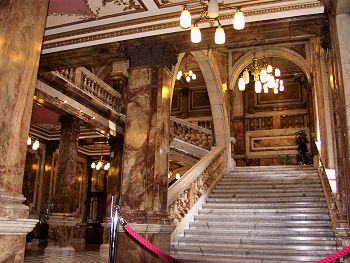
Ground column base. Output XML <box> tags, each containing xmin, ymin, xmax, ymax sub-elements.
<box><xmin>100</xmin><ymin>221</ymin><xmax>111</xmax><ymax>255</ymax></box>
<box><xmin>116</xmin><ymin>223</ymin><xmax>175</xmax><ymax>263</ymax></box>
<box><xmin>45</xmin><ymin>213</ymin><xmax>81</xmax><ymax>255</ymax></box>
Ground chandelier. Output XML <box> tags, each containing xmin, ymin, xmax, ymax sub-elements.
<box><xmin>27</xmin><ymin>136</ymin><xmax>40</xmax><ymax>151</ymax></box>
<box><xmin>91</xmin><ymin>144</ymin><xmax>111</xmax><ymax>171</ymax></box>
<box><xmin>238</xmin><ymin>54</ymin><xmax>284</xmax><ymax>94</ymax></box>
<box><xmin>179</xmin><ymin>0</ymin><xmax>245</xmax><ymax>44</ymax></box>
<box><xmin>177</xmin><ymin>54</ymin><xmax>197</xmax><ymax>82</ymax></box>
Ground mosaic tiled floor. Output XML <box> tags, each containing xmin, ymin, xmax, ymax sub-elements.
<box><xmin>24</xmin><ymin>246</ymin><xmax>108</xmax><ymax>263</ymax></box>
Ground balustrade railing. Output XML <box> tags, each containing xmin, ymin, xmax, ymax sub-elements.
<box><xmin>318</xmin><ymin>157</ymin><xmax>340</xmax><ymax>229</ymax></box>
<box><xmin>54</xmin><ymin>67</ymin><xmax>122</xmax><ymax>112</ymax></box>
<box><xmin>167</xmin><ymin>146</ymin><xmax>225</xmax><ymax>223</ymax></box>
<box><xmin>170</xmin><ymin>117</ymin><xmax>212</xmax><ymax>150</ymax></box>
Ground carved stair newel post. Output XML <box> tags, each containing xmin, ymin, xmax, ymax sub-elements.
<box><xmin>45</xmin><ymin>115</ymin><xmax>81</xmax><ymax>256</ymax></box>
<box><xmin>116</xmin><ymin>42</ymin><xmax>177</xmax><ymax>262</ymax></box>
<box><xmin>100</xmin><ymin>135</ymin><xmax>124</xmax><ymax>254</ymax></box>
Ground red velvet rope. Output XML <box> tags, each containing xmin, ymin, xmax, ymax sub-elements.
<box><xmin>316</xmin><ymin>246</ymin><xmax>350</xmax><ymax>263</ymax></box>
<box><xmin>124</xmin><ymin>225</ymin><xmax>183</xmax><ymax>263</ymax></box>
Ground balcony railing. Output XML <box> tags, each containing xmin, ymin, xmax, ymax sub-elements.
<box><xmin>170</xmin><ymin>117</ymin><xmax>212</xmax><ymax>150</ymax></box>
<box><xmin>55</xmin><ymin>67</ymin><xmax>122</xmax><ymax>113</ymax></box>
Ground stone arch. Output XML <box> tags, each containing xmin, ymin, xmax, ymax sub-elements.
<box><xmin>229</xmin><ymin>47</ymin><xmax>311</xmax><ymax>92</ymax></box>
<box><xmin>171</xmin><ymin>50</ymin><xmax>233</xmax><ymax>168</ymax></box>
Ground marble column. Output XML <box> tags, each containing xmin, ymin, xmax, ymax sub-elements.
<box><xmin>116</xmin><ymin>42</ymin><xmax>177</xmax><ymax>262</ymax></box>
<box><xmin>100</xmin><ymin>135</ymin><xmax>124</xmax><ymax>254</ymax></box>
<box><xmin>45</xmin><ymin>115</ymin><xmax>81</xmax><ymax>255</ymax></box>
<box><xmin>0</xmin><ymin>0</ymin><xmax>49</xmax><ymax>262</ymax></box>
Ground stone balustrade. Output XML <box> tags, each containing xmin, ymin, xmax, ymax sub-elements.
<box><xmin>167</xmin><ymin>146</ymin><xmax>225</xmax><ymax>223</ymax></box>
<box><xmin>318</xmin><ymin>158</ymin><xmax>340</xmax><ymax>229</ymax></box>
<box><xmin>55</xmin><ymin>67</ymin><xmax>122</xmax><ymax>112</ymax></box>
<box><xmin>170</xmin><ymin>117</ymin><xmax>212</xmax><ymax>150</ymax></box>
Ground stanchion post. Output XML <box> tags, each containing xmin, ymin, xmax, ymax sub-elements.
<box><xmin>109</xmin><ymin>206</ymin><xmax>120</xmax><ymax>263</ymax></box>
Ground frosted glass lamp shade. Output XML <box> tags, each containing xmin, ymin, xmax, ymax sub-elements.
<box><xmin>214</xmin><ymin>26</ymin><xmax>225</xmax><ymax>44</ymax></box>
<box><xmin>275</xmin><ymin>68</ymin><xmax>281</xmax><ymax>77</ymax></box>
<box><xmin>238</xmin><ymin>77</ymin><xmax>246</xmax><ymax>91</ymax></box>
<box><xmin>260</xmin><ymin>69</ymin><xmax>268</xmax><ymax>83</ymax></box>
<box><xmin>191</xmin><ymin>25</ymin><xmax>201</xmax><ymax>43</ymax></box>
<box><xmin>255</xmin><ymin>81</ymin><xmax>262</xmax><ymax>93</ymax></box>
<box><xmin>192</xmin><ymin>73</ymin><xmax>197</xmax><ymax>80</ymax></box>
<box><xmin>233</xmin><ymin>10</ymin><xmax>245</xmax><ymax>30</ymax></box>
<box><xmin>180</xmin><ymin>8</ymin><xmax>191</xmax><ymax>29</ymax></box>
<box><xmin>208</xmin><ymin>0</ymin><xmax>219</xmax><ymax>18</ymax></box>
<box><xmin>243</xmin><ymin>69</ymin><xmax>250</xmax><ymax>84</ymax></box>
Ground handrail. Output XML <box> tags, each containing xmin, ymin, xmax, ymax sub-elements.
<box><xmin>167</xmin><ymin>146</ymin><xmax>224</xmax><ymax>209</ymax></box>
<box><xmin>171</xmin><ymin>116</ymin><xmax>212</xmax><ymax>135</ymax></box>
<box><xmin>318</xmin><ymin>157</ymin><xmax>340</xmax><ymax>229</ymax></box>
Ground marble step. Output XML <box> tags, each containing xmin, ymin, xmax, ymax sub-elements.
<box><xmin>212</xmin><ymin>188</ymin><xmax>323</xmax><ymax>193</ymax></box>
<box><xmin>189</xmin><ymin>220</ymin><xmax>332</xmax><ymax>229</ymax></box>
<box><xmin>173</xmin><ymin>254</ymin><xmax>329</xmax><ymax>263</ymax></box>
<box><xmin>209</xmin><ymin>192</ymin><xmax>324</xmax><ymax>198</ymax></box>
<box><xmin>194</xmin><ymin>214</ymin><xmax>330</xmax><ymax>221</ymax></box>
<box><xmin>214</xmin><ymin>185</ymin><xmax>322</xmax><ymax>190</ymax></box>
<box><xmin>173</xmin><ymin>245</ymin><xmax>335</xmax><ymax>256</ymax></box>
<box><xmin>206</xmin><ymin>197</ymin><xmax>326</xmax><ymax>203</ymax></box>
<box><xmin>218</xmin><ymin>179</ymin><xmax>321</xmax><ymax>185</ymax></box>
<box><xmin>202</xmin><ymin>203</ymin><xmax>326</xmax><ymax>209</ymax></box>
<box><xmin>198</xmin><ymin>209</ymin><xmax>328</xmax><ymax>216</ymax></box>
<box><xmin>231</xmin><ymin>165</ymin><xmax>315</xmax><ymax>171</ymax></box>
<box><xmin>183</xmin><ymin>229</ymin><xmax>334</xmax><ymax>237</ymax></box>
<box><xmin>173</xmin><ymin>251</ymin><xmax>334</xmax><ymax>263</ymax></box>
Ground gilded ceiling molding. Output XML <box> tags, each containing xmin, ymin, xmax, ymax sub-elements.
<box><xmin>43</xmin><ymin>1</ymin><xmax>323</xmax><ymax>51</ymax></box>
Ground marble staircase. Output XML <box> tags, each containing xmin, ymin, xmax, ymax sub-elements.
<box><xmin>171</xmin><ymin>166</ymin><xmax>338</xmax><ymax>263</ymax></box>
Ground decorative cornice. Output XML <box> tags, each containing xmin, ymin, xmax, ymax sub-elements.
<box><xmin>0</xmin><ymin>219</ymin><xmax>38</xmax><ymax>235</ymax></box>
<box><xmin>43</xmin><ymin>1</ymin><xmax>323</xmax><ymax>51</ymax></box>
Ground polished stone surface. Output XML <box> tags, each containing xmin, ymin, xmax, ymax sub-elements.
<box><xmin>121</xmin><ymin>66</ymin><xmax>172</xmax><ymax>224</ymax></box>
<box><xmin>0</xmin><ymin>0</ymin><xmax>49</xmax><ymax>262</ymax></box>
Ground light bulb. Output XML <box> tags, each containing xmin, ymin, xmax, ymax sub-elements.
<box><xmin>192</xmin><ymin>73</ymin><xmax>196</xmax><ymax>80</ymax></box>
<box><xmin>186</xmin><ymin>75</ymin><xmax>191</xmax><ymax>82</ymax></box>
<box><xmin>208</xmin><ymin>0</ymin><xmax>219</xmax><ymax>18</ymax></box>
<box><xmin>27</xmin><ymin>137</ymin><xmax>32</xmax><ymax>146</ymax></box>
<box><xmin>178</xmin><ymin>70</ymin><xmax>183</xmax><ymax>77</ymax></box>
<box><xmin>267</xmin><ymin>64</ymin><xmax>273</xmax><ymax>73</ymax></box>
<box><xmin>32</xmin><ymin>139</ymin><xmax>39</xmax><ymax>150</ymax></box>
<box><xmin>233</xmin><ymin>10</ymin><xmax>245</xmax><ymax>30</ymax></box>
<box><xmin>255</xmin><ymin>81</ymin><xmax>262</xmax><ymax>93</ymax></box>
<box><xmin>275</xmin><ymin>68</ymin><xmax>281</xmax><ymax>77</ymax></box>
<box><xmin>259</xmin><ymin>69</ymin><xmax>268</xmax><ymax>83</ymax></box>
<box><xmin>96</xmin><ymin>165</ymin><xmax>101</xmax><ymax>171</ymax></box>
<box><xmin>214</xmin><ymin>26</ymin><xmax>225</xmax><ymax>45</ymax></box>
<box><xmin>191</xmin><ymin>25</ymin><xmax>201</xmax><ymax>43</ymax></box>
<box><xmin>91</xmin><ymin>162</ymin><xmax>96</xmax><ymax>169</ymax></box>
<box><xmin>97</xmin><ymin>161</ymin><xmax>103</xmax><ymax>167</ymax></box>
<box><xmin>238</xmin><ymin>77</ymin><xmax>246</xmax><ymax>91</ymax></box>
<box><xmin>279</xmin><ymin>85</ymin><xmax>285</xmax><ymax>91</ymax></box>
<box><xmin>243</xmin><ymin>69</ymin><xmax>250</xmax><ymax>84</ymax></box>
<box><xmin>180</xmin><ymin>7</ymin><xmax>191</xmax><ymax>29</ymax></box>
<box><xmin>279</xmin><ymin>80</ymin><xmax>284</xmax><ymax>85</ymax></box>
<box><xmin>104</xmin><ymin>162</ymin><xmax>110</xmax><ymax>170</ymax></box>
<box><xmin>274</xmin><ymin>88</ymin><xmax>279</xmax><ymax>94</ymax></box>
<box><xmin>263</xmin><ymin>84</ymin><xmax>269</xmax><ymax>93</ymax></box>
<box><xmin>188</xmin><ymin>70</ymin><xmax>193</xmax><ymax>76</ymax></box>
<box><xmin>176</xmin><ymin>73</ymin><xmax>181</xmax><ymax>80</ymax></box>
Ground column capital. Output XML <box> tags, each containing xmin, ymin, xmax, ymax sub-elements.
<box><xmin>59</xmin><ymin>115</ymin><xmax>80</xmax><ymax>131</ymax></box>
<box><xmin>126</xmin><ymin>42</ymin><xmax>178</xmax><ymax>70</ymax></box>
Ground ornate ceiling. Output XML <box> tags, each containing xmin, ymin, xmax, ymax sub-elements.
<box><xmin>43</xmin><ymin>0</ymin><xmax>324</xmax><ymax>54</ymax></box>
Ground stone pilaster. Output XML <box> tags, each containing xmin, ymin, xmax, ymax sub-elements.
<box><xmin>0</xmin><ymin>0</ymin><xmax>49</xmax><ymax>262</ymax></box>
<box><xmin>45</xmin><ymin>115</ymin><xmax>82</xmax><ymax>255</ymax></box>
<box><xmin>115</xmin><ymin>42</ymin><xmax>176</xmax><ymax>262</ymax></box>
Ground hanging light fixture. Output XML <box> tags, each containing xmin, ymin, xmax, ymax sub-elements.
<box><xmin>91</xmin><ymin>143</ymin><xmax>111</xmax><ymax>171</ymax></box>
<box><xmin>237</xmin><ymin>52</ymin><xmax>284</xmax><ymax>95</ymax></box>
<box><xmin>179</xmin><ymin>1</ymin><xmax>245</xmax><ymax>44</ymax></box>
<box><xmin>27</xmin><ymin>135</ymin><xmax>40</xmax><ymax>151</ymax></box>
<box><xmin>176</xmin><ymin>54</ymin><xmax>197</xmax><ymax>82</ymax></box>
